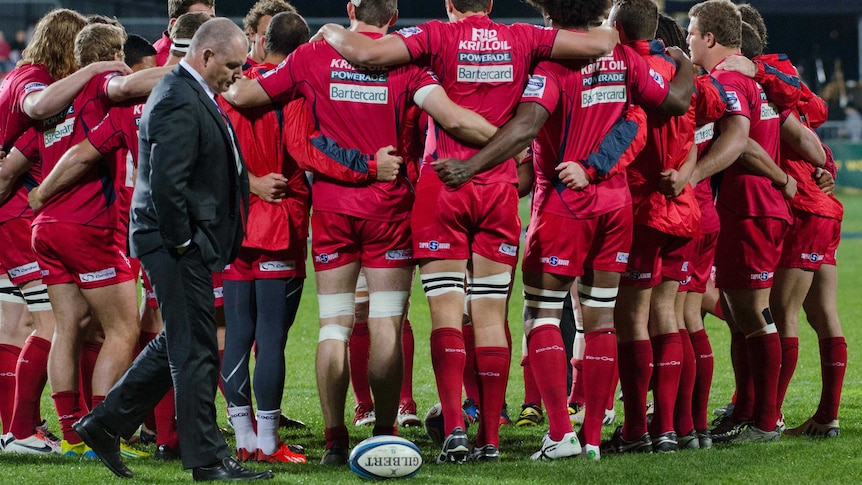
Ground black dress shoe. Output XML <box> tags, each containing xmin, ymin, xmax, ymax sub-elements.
<box><xmin>192</xmin><ymin>457</ymin><xmax>274</xmax><ymax>481</ymax></box>
<box><xmin>72</xmin><ymin>414</ymin><xmax>133</xmax><ymax>478</ymax></box>
<box><xmin>154</xmin><ymin>444</ymin><xmax>181</xmax><ymax>461</ymax></box>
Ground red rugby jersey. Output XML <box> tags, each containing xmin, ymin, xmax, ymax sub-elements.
<box><xmin>257</xmin><ymin>33</ymin><xmax>436</xmax><ymax>222</ymax></box>
<box><xmin>23</xmin><ymin>71</ymin><xmax>123</xmax><ymax>229</ymax></box>
<box><xmin>219</xmin><ymin>62</ymin><xmax>309</xmax><ymax>251</ymax></box>
<box><xmin>0</xmin><ymin>128</ymin><xmax>42</xmax><ymax>223</ymax></box>
<box><xmin>625</xmin><ymin>39</ymin><xmax>699</xmax><ymax>237</ymax></box>
<box><xmin>523</xmin><ymin>43</ymin><xmax>669</xmax><ymax>219</ymax></box>
<box><xmin>710</xmin><ymin>61</ymin><xmax>790</xmax><ymax>222</ymax></box>
<box><xmin>395</xmin><ymin>15</ymin><xmax>558</xmax><ymax>185</ymax></box>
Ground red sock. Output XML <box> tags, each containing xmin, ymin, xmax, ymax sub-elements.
<box><xmin>430</xmin><ymin>328</ymin><xmax>466</xmax><ymax>435</ymax></box>
<box><xmin>400</xmin><ymin>319</ymin><xmax>415</xmax><ymax>403</ymax></box>
<box><xmin>618</xmin><ymin>340</ymin><xmax>652</xmax><ymax>441</ymax></box>
<box><xmin>690</xmin><ymin>329</ymin><xmax>714</xmax><ymax>431</ymax></box>
<box><xmin>747</xmin><ymin>333</ymin><xmax>781</xmax><ymax>431</ymax></box>
<box><xmin>522</xmin><ymin>356</ymin><xmax>542</xmax><ymax>407</ymax></box>
<box><xmin>567</xmin><ymin>357</ymin><xmax>581</xmax><ymax>406</ymax></box>
<box><xmin>461</xmin><ymin>324</ymin><xmax>479</xmax><ymax>403</ymax></box>
<box><xmin>713</xmin><ymin>300</ymin><xmax>725</xmax><ymax>320</ymax></box>
<box><xmin>674</xmin><ymin>330</ymin><xmax>696</xmax><ymax>436</ymax></box>
<box><xmin>10</xmin><ymin>336</ymin><xmax>50</xmax><ymax>438</ymax></box>
<box><xmin>0</xmin><ymin>344</ymin><xmax>22</xmax><ymax>434</ymax></box>
<box><xmin>582</xmin><ymin>330</ymin><xmax>617</xmax><ymax>446</ymax></box>
<box><xmin>606</xmin><ymin>361</ymin><xmax>619</xmax><ymax>411</ymax></box>
<box><xmin>527</xmin><ymin>326</ymin><xmax>570</xmax><ymax>440</ymax></box>
<box><xmin>650</xmin><ymin>332</ymin><xmax>682</xmax><ymax>436</ymax></box>
<box><xmin>154</xmin><ymin>388</ymin><xmax>179</xmax><ymax>448</ymax></box>
<box><xmin>814</xmin><ymin>337</ymin><xmax>847</xmax><ymax>423</ymax></box>
<box><xmin>776</xmin><ymin>337</ymin><xmax>799</xmax><ymax>412</ymax></box>
<box><xmin>52</xmin><ymin>390</ymin><xmax>85</xmax><ymax>444</ymax></box>
<box><xmin>324</xmin><ymin>425</ymin><xmax>349</xmax><ymax>449</ymax></box>
<box><xmin>474</xmin><ymin>347</ymin><xmax>509</xmax><ymax>447</ymax></box>
<box><xmin>79</xmin><ymin>340</ymin><xmax>102</xmax><ymax>410</ymax></box>
<box><xmin>348</xmin><ymin>321</ymin><xmax>373</xmax><ymax>408</ymax></box>
<box><xmin>730</xmin><ymin>331</ymin><xmax>753</xmax><ymax>422</ymax></box>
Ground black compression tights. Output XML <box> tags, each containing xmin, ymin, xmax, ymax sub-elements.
<box><xmin>221</xmin><ymin>277</ymin><xmax>304</xmax><ymax>410</ymax></box>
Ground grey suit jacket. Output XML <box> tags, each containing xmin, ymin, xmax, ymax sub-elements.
<box><xmin>129</xmin><ymin>64</ymin><xmax>249</xmax><ymax>271</ymax></box>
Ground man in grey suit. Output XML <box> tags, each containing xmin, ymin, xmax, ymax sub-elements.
<box><xmin>73</xmin><ymin>18</ymin><xmax>271</xmax><ymax>481</ymax></box>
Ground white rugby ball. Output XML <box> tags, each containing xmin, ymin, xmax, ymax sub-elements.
<box><xmin>349</xmin><ymin>435</ymin><xmax>422</xmax><ymax>480</ymax></box>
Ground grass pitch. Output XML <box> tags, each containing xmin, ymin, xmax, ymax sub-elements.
<box><xmin>1</xmin><ymin>192</ymin><xmax>860</xmax><ymax>484</ymax></box>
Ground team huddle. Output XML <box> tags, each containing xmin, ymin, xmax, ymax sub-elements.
<box><xmin>0</xmin><ymin>0</ymin><xmax>847</xmax><ymax>480</ymax></box>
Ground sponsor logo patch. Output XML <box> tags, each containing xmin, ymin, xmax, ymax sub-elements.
<box><xmin>259</xmin><ymin>260</ymin><xmax>296</xmax><ymax>272</ymax></box>
<box><xmin>457</xmin><ymin>65</ymin><xmax>513</xmax><ymax>83</ymax></box>
<box><xmin>726</xmin><ymin>90</ymin><xmax>742</xmax><ymax>112</ymax></box>
<box><xmin>44</xmin><ymin>117</ymin><xmax>75</xmax><ymax>148</ymax></box>
<box><xmin>522</xmin><ymin>75</ymin><xmax>546</xmax><ymax>99</ymax></box>
<box><xmin>79</xmin><ymin>267</ymin><xmax>117</xmax><ymax>283</ymax></box>
<box><xmin>329</xmin><ymin>84</ymin><xmax>388</xmax><ymax>104</ymax></box>
<box><xmin>625</xmin><ymin>271</ymin><xmax>652</xmax><ymax>280</ymax></box>
<box><xmin>750</xmin><ymin>271</ymin><xmax>774</xmax><ymax>281</ymax></box>
<box><xmin>648</xmin><ymin>68</ymin><xmax>666</xmax><ymax>88</ymax></box>
<box><xmin>761</xmin><ymin>102</ymin><xmax>779</xmax><ymax>120</ymax></box>
<box><xmin>396</xmin><ymin>26</ymin><xmax>423</xmax><ymax>38</ymax></box>
<box><xmin>615</xmin><ymin>252</ymin><xmax>629</xmax><ymax>264</ymax></box>
<box><xmin>385</xmin><ymin>249</ymin><xmax>412</xmax><ymax>261</ymax></box>
<box><xmin>581</xmin><ymin>85</ymin><xmax>627</xmax><ymax>107</ymax></box>
<box><xmin>695</xmin><ymin>122</ymin><xmax>715</xmax><ymax>145</ymax></box>
<box><xmin>315</xmin><ymin>252</ymin><xmax>340</xmax><ymax>264</ymax></box>
<box><xmin>539</xmin><ymin>256</ymin><xmax>570</xmax><ymax>267</ymax></box>
<box><xmin>802</xmin><ymin>252</ymin><xmax>823</xmax><ymax>263</ymax></box>
<box><xmin>213</xmin><ymin>287</ymin><xmax>224</xmax><ymax>299</ymax></box>
<box><xmin>418</xmin><ymin>241</ymin><xmax>450</xmax><ymax>251</ymax></box>
<box><xmin>499</xmin><ymin>243</ymin><xmax>517</xmax><ymax>257</ymax></box>
<box><xmin>9</xmin><ymin>262</ymin><xmax>39</xmax><ymax>278</ymax></box>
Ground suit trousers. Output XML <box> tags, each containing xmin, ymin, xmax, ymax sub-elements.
<box><xmin>93</xmin><ymin>245</ymin><xmax>230</xmax><ymax>469</ymax></box>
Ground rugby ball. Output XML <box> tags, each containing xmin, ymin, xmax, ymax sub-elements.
<box><xmin>349</xmin><ymin>435</ymin><xmax>422</xmax><ymax>480</ymax></box>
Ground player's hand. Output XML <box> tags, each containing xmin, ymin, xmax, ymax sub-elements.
<box><xmin>813</xmin><ymin>167</ymin><xmax>835</xmax><ymax>195</ymax></box>
<box><xmin>87</xmin><ymin>60</ymin><xmax>132</xmax><ymax>76</ymax></box>
<box><xmin>433</xmin><ymin>158</ymin><xmax>474</xmax><ymax>188</ymax></box>
<box><xmin>513</xmin><ymin>147</ymin><xmax>529</xmax><ymax>166</ymax></box>
<box><xmin>658</xmin><ymin>169</ymin><xmax>687</xmax><ymax>198</ymax></box>
<box><xmin>665</xmin><ymin>46</ymin><xmax>692</xmax><ymax>67</ymax></box>
<box><xmin>27</xmin><ymin>186</ymin><xmax>45</xmax><ymax>212</ymax></box>
<box><xmin>556</xmin><ymin>161</ymin><xmax>590</xmax><ymax>191</ymax></box>
<box><xmin>714</xmin><ymin>55</ymin><xmax>757</xmax><ymax>78</ymax></box>
<box><xmin>375</xmin><ymin>145</ymin><xmax>403</xmax><ymax>182</ymax></box>
<box><xmin>249</xmin><ymin>172</ymin><xmax>288</xmax><ymax>203</ymax></box>
<box><xmin>780</xmin><ymin>174</ymin><xmax>798</xmax><ymax>200</ymax></box>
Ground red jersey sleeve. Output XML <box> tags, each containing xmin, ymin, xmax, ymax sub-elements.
<box><xmin>752</xmin><ymin>54</ymin><xmax>802</xmax><ymax>112</ymax></box>
<box><xmin>694</xmin><ymin>74</ymin><xmax>728</xmax><ymax>126</ymax></box>
<box><xmin>519</xmin><ymin>63</ymin><xmax>562</xmax><ymax>117</ymax></box>
<box><xmin>512</xmin><ymin>23</ymin><xmax>557</xmax><ymax>60</ymax></box>
<box><xmin>257</xmin><ymin>54</ymin><xmax>299</xmax><ymax>103</ymax></box>
<box><xmin>715</xmin><ymin>71</ymin><xmax>754</xmax><ymax>119</ymax></box>
<box><xmin>623</xmin><ymin>46</ymin><xmax>670</xmax><ymax>109</ymax></box>
<box><xmin>282</xmin><ymin>99</ymin><xmax>378</xmax><ymax>184</ymax></box>
<box><xmin>394</xmin><ymin>21</ymin><xmax>440</xmax><ymax>63</ymax></box>
<box><xmin>13</xmin><ymin>127</ymin><xmax>39</xmax><ymax>161</ymax></box>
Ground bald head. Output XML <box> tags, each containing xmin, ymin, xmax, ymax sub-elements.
<box><xmin>186</xmin><ymin>18</ymin><xmax>248</xmax><ymax>93</ymax></box>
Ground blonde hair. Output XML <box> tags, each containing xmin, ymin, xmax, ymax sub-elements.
<box><xmin>75</xmin><ymin>23</ymin><xmax>127</xmax><ymax>67</ymax></box>
<box><xmin>18</xmin><ymin>9</ymin><xmax>88</xmax><ymax>80</ymax></box>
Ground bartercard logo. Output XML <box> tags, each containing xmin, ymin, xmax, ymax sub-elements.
<box><xmin>330</xmin><ymin>83</ymin><xmax>388</xmax><ymax>104</ymax></box>
<box><xmin>457</xmin><ymin>65</ymin><xmax>513</xmax><ymax>83</ymax></box>
<box><xmin>44</xmin><ymin>117</ymin><xmax>75</xmax><ymax>148</ymax></box>
<box><xmin>581</xmin><ymin>86</ymin><xmax>627</xmax><ymax>108</ymax></box>
<box><xmin>695</xmin><ymin>123</ymin><xmax>714</xmax><ymax>145</ymax></box>
<box><xmin>79</xmin><ymin>267</ymin><xmax>117</xmax><ymax>283</ymax></box>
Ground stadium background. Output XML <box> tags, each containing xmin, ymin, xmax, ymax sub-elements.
<box><xmin>2</xmin><ymin>0</ymin><xmax>862</xmax><ymax>188</ymax></box>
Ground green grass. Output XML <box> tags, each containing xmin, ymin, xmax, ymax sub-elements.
<box><xmin>2</xmin><ymin>192</ymin><xmax>861</xmax><ymax>483</ymax></box>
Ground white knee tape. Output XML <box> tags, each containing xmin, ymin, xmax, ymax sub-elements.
<box><xmin>22</xmin><ymin>284</ymin><xmax>52</xmax><ymax>312</ymax></box>
<box><xmin>523</xmin><ymin>285</ymin><xmax>567</xmax><ymax>309</ymax></box>
<box><xmin>355</xmin><ymin>270</ymin><xmax>368</xmax><ymax>303</ymax></box>
<box><xmin>317</xmin><ymin>293</ymin><xmax>355</xmax><ymax>319</ymax></box>
<box><xmin>368</xmin><ymin>291</ymin><xmax>408</xmax><ymax>318</ymax></box>
<box><xmin>421</xmin><ymin>272</ymin><xmax>465</xmax><ymax>297</ymax></box>
<box><xmin>468</xmin><ymin>272</ymin><xmax>511</xmax><ymax>300</ymax></box>
<box><xmin>0</xmin><ymin>279</ymin><xmax>26</xmax><ymax>304</ymax></box>
<box><xmin>577</xmin><ymin>283</ymin><xmax>618</xmax><ymax>308</ymax></box>
<box><xmin>318</xmin><ymin>324</ymin><xmax>352</xmax><ymax>343</ymax></box>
